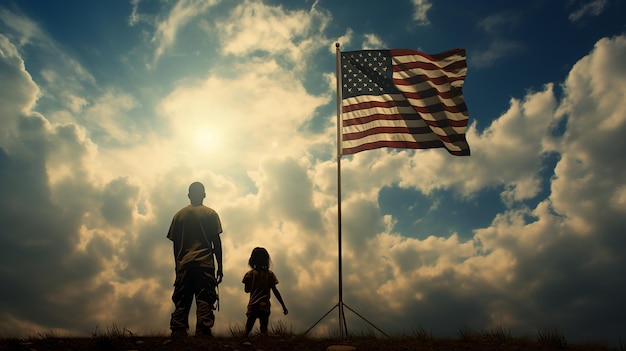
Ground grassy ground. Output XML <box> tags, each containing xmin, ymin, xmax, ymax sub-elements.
<box><xmin>0</xmin><ymin>324</ymin><xmax>622</xmax><ymax>351</ymax></box>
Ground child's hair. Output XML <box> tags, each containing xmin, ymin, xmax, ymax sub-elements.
<box><xmin>248</xmin><ymin>247</ymin><xmax>271</xmax><ymax>270</ymax></box>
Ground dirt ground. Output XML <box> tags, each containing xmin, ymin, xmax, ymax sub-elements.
<box><xmin>0</xmin><ymin>335</ymin><xmax>618</xmax><ymax>351</ymax></box>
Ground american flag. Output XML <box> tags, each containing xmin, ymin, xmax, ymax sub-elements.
<box><xmin>340</xmin><ymin>49</ymin><xmax>471</xmax><ymax>156</ymax></box>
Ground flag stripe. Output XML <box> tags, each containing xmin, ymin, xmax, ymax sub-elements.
<box><xmin>343</xmin><ymin>95</ymin><xmax>468</xmax><ymax>117</ymax></box>
<box><xmin>342</xmin><ymin>97</ymin><xmax>469</xmax><ymax>127</ymax></box>
<box><xmin>343</xmin><ymin>122</ymin><xmax>468</xmax><ymax>140</ymax></box>
<box><xmin>343</xmin><ymin>138</ymin><xmax>467</xmax><ymax>156</ymax></box>
<box><xmin>343</xmin><ymin>119</ymin><xmax>467</xmax><ymax>144</ymax></box>
<box><xmin>391</xmin><ymin>48</ymin><xmax>466</xmax><ymax>65</ymax></box>
<box><xmin>394</xmin><ymin>74</ymin><xmax>466</xmax><ymax>88</ymax></box>
<box><xmin>343</xmin><ymin>126</ymin><xmax>435</xmax><ymax>141</ymax></box>
<box><xmin>394</xmin><ymin>60</ymin><xmax>467</xmax><ymax>75</ymax></box>
<box><xmin>340</xmin><ymin>48</ymin><xmax>470</xmax><ymax>156</ymax></box>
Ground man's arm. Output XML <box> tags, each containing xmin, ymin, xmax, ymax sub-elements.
<box><xmin>167</xmin><ymin>216</ymin><xmax>179</xmax><ymax>271</ymax></box>
<box><xmin>213</xmin><ymin>235</ymin><xmax>223</xmax><ymax>284</ymax></box>
<box><xmin>212</xmin><ymin>211</ymin><xmax>224</xmax><ymax>284</ymax></box>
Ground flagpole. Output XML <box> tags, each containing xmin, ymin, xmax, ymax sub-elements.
<box><xmin>335</xmin><ymin>42</ymin><xmax>347</xmax><ymax>339</ymax></box>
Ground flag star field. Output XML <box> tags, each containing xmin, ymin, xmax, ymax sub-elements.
<box><xmin>0</xmin><ymin>0</ymin><xmax>625</xmax><ymax>345</ymax></box>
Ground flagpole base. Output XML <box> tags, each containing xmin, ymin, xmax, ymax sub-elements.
<box><xmin>302</xmin><ymin>300</ymin><xmax>388</xmax><ymax>339</ymax></box>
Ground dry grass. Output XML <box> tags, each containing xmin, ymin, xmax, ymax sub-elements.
<box><xmin>0</xmin><ymin>324</ymin><xmax>622</xmax><ymax>351</ymax></box>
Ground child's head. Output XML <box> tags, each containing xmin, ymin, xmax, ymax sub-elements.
<box><xmin>248</xmin><ymin>247</ymin><xmax>271</xmax><ymax>270</ymax></box>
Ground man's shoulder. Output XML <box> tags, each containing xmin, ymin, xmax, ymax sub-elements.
<box><xmin>187</xmin><ymin>205</ymin><xmax>218</xmax><ymax>215</ymax></box>
<box><xmin>175</xmin><ymin>205</ymin><xmax>218</xmax><ymax>215</ymax></box>
<box><xmin>202</xmin><ymin>205</ymin><xmax>219</xmax><ymax>215</ymax></box>
<box><xmin>174</xmin><ymin>205</ymin><xmax>192</xmax><ymax>215</ymax></box>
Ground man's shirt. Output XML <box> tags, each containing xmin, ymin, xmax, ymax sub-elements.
<box><xmin>168</xmin><ymin>204</ymin><xmax>222</xmax><ymax>270</ymax></box>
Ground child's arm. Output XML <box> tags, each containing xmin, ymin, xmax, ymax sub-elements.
<box><xmin>271</xmin><ymin>286</ymin><xmax>288</xmax><ymax>315</ymax></box>
<box><xmin>242</xmin><ymin>272</ymin><xmax>251</xmax><ymax>293</ymax></box>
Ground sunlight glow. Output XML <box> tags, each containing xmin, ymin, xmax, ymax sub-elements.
<box><xmin>193</xmin><ymin>128</ymin><xmax>220</xmax><ymax>150</ymax></box>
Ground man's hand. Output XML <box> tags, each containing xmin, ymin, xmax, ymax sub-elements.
<box><xmin>216</xmin><ymin>269</ymin><xmax>223</xmax><ymax>284</ymax></box>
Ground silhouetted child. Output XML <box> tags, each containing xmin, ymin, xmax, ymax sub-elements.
<box><xmin>242</xmin><ymin>247</ymin><xmax>288</xmax><ymax>336</ymax></box>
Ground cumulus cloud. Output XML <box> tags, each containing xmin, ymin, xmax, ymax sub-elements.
<box><xmin>0</xmin><ymin>34</ymin><xmax>40</xmax><ymax>139</ymax></box>
<box><xmin>0</xmin><ymin>37</ymin><xmax>114</xmax><ymax>334</ymax></box>
<box><xmin>214</xmin><ymin>0</ymin><xmax>331</xmax><ymax>72</ymax></box>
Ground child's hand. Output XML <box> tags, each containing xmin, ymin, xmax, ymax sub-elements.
<box><xmin>283</xmin><ymin>307</ymin><xmax>289</xmax><ymax>315</ymax></box>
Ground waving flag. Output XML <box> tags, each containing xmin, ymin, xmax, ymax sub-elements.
<box><xmin>340</xmin><ymin>49</ymin><xmax>471</xmax><ymax>156</ymax></box>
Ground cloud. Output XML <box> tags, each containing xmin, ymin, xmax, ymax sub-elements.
<box><xmin>477</xmin><ymin>12</ymin><xmax>521</xmax><ymax>34</ymax></box>
<box><xmin>151</xmin><ymin>0</ymin><xmax>219</xmax><ymax>64</ymax></box>
<box><xmin>411</xmin><ymin>0</ymin><xmax>432</xmax><ymax>26</ymax></box>
<box><xmin>128</xmin><ymin>0</ymin><xmax>150</xmax><ymax>27</ymax></box>
<box><xmin>0</xmin><ymin>18</ymin><xmax>169</xmax><ymax>335</ymax></box>
<box><xmin>472</xmin><ymin>11</ymin><xmax>524</xmax><ymax>67</ymax></box>
<box><xmin>468</xmin><ymin>35</ymin><xmax>626</xmax><ymax>340</ymax></box>
<box><xmin>361</xmin><ymin>33</ymin><xmax>386</xmax><ymax>50</ymax></box>
<box><xmin>551</xmin><ymin>35</ymin><xmax>626</xmax><ymax>237</ymax></box>
<box><xmin>100</xmin><ymin>177</ymin><xmax>141</xmax><ymax>228</ymax></box>
<box><xmin>79</xmin><ymin>90</ymin><xmax>139</xmax><ymax>145</ymax></box>
<box><xmin>156</xmin><ymin>60</ymin><xmax>330</xmax><ymax>171</ymax></box>
<box><xmin>214</xmin><ymin>0</ymin><xmax>331</xmax><ymax>71</ymax></box>
<box><xmin>0</xmin><ymin>34</ymin><xmax>40</xmax><ymax>136</ymax></box>
<box><xmin>0</xmin><ymin>43</ymin><xmax>112</xmax><ymax>334</ymax></box>
<box><xmin>0</xmin><ymin>9</ymin><xmax>43</xmax><ymax>46</ymax></box>
<box><xmin>568</xmin><ymin>0</ymin><xmax>608</xmax><ymax>22</ymax></box>
<box><xmin>333</xmin><ymin>28</ymin><xmax>353</xmax><ymax>53</ymax></box>
<box><xmin>471</xmin><ymin>39</ymin><xmax>524</xmax><ymax>68</ymax></box>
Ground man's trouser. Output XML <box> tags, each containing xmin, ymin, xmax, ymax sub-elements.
<box><xmin>170</xmin><ymin>267</ymin><xmax>217</xmax><ymax>336</ymax></box>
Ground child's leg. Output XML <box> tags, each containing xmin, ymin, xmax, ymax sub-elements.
<box><xmin>245</xmin><ymin>312</ymin><xmax>257</xmax><ymax>336</ymax></box>
<box><xmin>259</xmin><ymin>311</ymin><xmax>270</xmax><ymax>335</ymax></box>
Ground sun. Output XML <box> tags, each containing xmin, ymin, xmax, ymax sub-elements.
<box><xmin>193</xmin><ymin>128</ymin><xmax>219</xmax><ymax>150</ymax></box>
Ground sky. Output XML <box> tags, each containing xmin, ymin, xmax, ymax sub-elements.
<box><xmin>1</xmin><ymin>0</ymin><xmax>625</xmax><ymax>344</ymax></box>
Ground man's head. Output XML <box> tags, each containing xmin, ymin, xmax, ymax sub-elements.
<box><xmin>188</xmin><ymin>182</ymin><xmax>205</xmax><ymax>205</ymax></box>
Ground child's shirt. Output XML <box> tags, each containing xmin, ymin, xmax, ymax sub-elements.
<box><xmin>242</xmin><ymin>269</ymin><xmax>279</xmax><ymax>312</ymax></box>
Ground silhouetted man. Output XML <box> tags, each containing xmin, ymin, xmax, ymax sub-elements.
<box><xmin>168</xmin><ymin>182</ymin><xmax>223</xmax><ymax>338</ymax></box>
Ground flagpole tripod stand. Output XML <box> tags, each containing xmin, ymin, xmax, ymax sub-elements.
<box><xmin>302</xmin><ymin>299</ymin><xmax>389</xmax><ymax>338</ymax></box>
